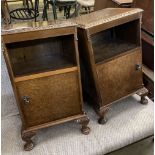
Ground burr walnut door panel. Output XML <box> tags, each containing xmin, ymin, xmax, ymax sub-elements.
<box><xmin>96</xmin><ymin>49</ymin><xmax>143</xmax><ymax>106</ymax></box>
<box><xmin>16</xmin><ymin>71</ymin><xmax>83</xmax><ymax>128</ymax></box>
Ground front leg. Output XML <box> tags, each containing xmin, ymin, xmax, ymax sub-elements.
<box><xmin>137</xmin><ymin>87</ymin><xmax>148</xmax><ymax>105</ymax></box>
<box><xmin>21</xmin><ymin>130</ymin><xmax>36</xmax><ymax>151</ymax></box>
<box><xmin>98</xmin><ymin>107</ymin><xmax>109</xmax><ymax>124</ymax></box>
<box><xmin>77</xmin><ymin>115</ymin><xmax>90</xmax><ymax>135</ymax></box>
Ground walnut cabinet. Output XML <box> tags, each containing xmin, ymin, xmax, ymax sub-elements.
<box><xmin>76</xmin><ymin>8</ymin><xmax>148</xmax><ymax>124</ymax></box>
<box><xmin>2</xmin><ymin>22</ymin><xmax>90</xmax><ymax>151</ymax></box>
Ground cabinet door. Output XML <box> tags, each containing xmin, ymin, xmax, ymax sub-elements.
<box><xmin>16</xmin><ymin>71</ymin><xmax>82</xmax><ymax>128</ymax></box>
<box><xmin>97</xmin><ymin>49</ymin><xmax>143</xmax><ymax>106</ymax></box>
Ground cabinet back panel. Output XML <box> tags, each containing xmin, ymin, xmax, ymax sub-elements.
<box><xmin>115</xmin><ymin>19</ymin><xmax>140</xmax><ymax>45</ymax></box>
<box><xmin>16</xmin><ymin>71</ymin><xmax>82</xmax><ymax>128</ymax></box>
<box><xmin>6</xmin><ymin>35</ymin><xmax>76</xmax><ymax>76</ymax></box>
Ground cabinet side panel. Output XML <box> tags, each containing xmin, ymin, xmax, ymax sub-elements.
<box><xmin>77</xmin><ymin>29</ymin><xmax>100</xmax><ymax>107</ymax></box>
<box><xmin>2</xmin><ymin>42</ymin><xmax>26</xmax><ymax>125</ymax></box>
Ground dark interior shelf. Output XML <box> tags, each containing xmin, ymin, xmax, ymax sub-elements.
<box><xmin>91</xmin><ymin>19</ymin><xmax>140</xmax><ymax>63</ymax></box>
<box><xmin>12</xmin><ymin>54</ymin><xmax>75</xmax><ymax>76</ymax></box>
<box><xmin>6</xmin><ymin>35</ymin><xmax>76</xmax><ymax>77</ymax></box>
<box><xmin>92</xmin><ymin>38</ymin><xmax>137</xmax><ymax>63</ymax></box>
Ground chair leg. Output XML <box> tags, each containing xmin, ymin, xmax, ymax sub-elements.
<box><xmin>25</xmin><ymin>0</ymin><xmax>31</xmax><ymax>14</ymax></box>
<box><xmin>25</xmin><ymin>0</ymin><xmax>30</xmax><ymax>10</ymax></box>
<box><xmin>23</xmin><ymin>0</ymin><xmax>26</xmax><ymax>7</ymax></box>
<box><xmin>59</xmin><ymin>6</ymin><xmax>63</xmax><ymax>12</ymax></box>
<box><xmin>66</xmin><ymin>5</ymin><xmax>71</xmax><ymax>19</ymax></box>
<box><xmin>85</xmin><ymin>7</ymin><xmax>90</xmax><ymax>13</ymax></box>
<box><xmin>42</xmin><ymin>1</ymin><xmax>48</xmax><ymax>20</ymax></box>
<box><xmin>76</xmin><ymin>3</ymin><xmax>81</xmax><ymax>16</ymax></box>
<box><xmin>69</xmin><ymin>2</ymin><xmax>77</xmax><ymax>18</ymax></box>
<box><xmin>52</xmin><ymin>1</ymin><xmax>57</xmax><ymax>19</ymax></box>
<box><xmin>34</xmin><ymin>0</ymin><xmax>39</xmax><ymax>22</ymax></box>
<box><xmin>64</xmin><ymin>6</ymin><xmax>67</xmax><ymax>17</ymax></box>
<box><xmin>2</xmin><ymin>0</ymin><xmax>11</xmax><ymax>25</ymax></box>
<box><xmin>74</xmin><ymin>2</ymin><xmax>77</xmax><ymax>17</ymax></box>
<box><xmin>42</xmin><ymin>0</ymin><xmax>46</xmax><ymax>19</ymax></box>
<box><xmin>29</xmin><ymin>0</ymin><xmax>34</xmax><ymax>8</ymax></box>
<box><xmin>88</xmin><ymin>7</ymin><xmax>90</xmax><ymax>13</ymax></box>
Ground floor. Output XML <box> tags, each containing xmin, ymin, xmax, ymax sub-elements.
<box><xmin>107</xmin><ymin>136</ymin><xmax>154</xmax><ymax>155</ymax></box>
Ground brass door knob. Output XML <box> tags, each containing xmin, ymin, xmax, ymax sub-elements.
<box><xmin>22</xmin><ymin>96</ymin><xmax>30</xmax><ymax>105</ymax></box>
<box><xmin>135</xmin><ymin>64</ymin><xmax>141</xmax><ymax>70</ymax></box>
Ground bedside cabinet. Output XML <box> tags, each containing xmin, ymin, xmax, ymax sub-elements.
<box><xmin>2</xmin><ymin>21</ymin><xmax>90</xmax><ymax>151</ymax></box>
<box><xmin>75</xmin><ymin>8</ymin><xmax>148</xmax><ymax>124</ymax></box>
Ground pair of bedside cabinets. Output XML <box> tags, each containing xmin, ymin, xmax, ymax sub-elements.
<box><xmin>2</xmin><ymin>8</ymin><xmax>148</xmax><ymax>151</ymax></box>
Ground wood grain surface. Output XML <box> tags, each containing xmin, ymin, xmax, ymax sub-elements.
<box><xmin>97</xmin><ymin>48</ymin><xmax>143</xmax><ymax>106</ymax></box>
<box><xmin>17</xmin><ymin>71</ymin><xmax>82</xmax><ymax>128</ymax></box>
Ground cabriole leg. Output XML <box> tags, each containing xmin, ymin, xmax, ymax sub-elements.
<box><xmin>137</xmin><ymin>88</ymin><xmax>148</xmax><ymax>105</ymax></box>
<box><xmin>98</xmin><ymin>107</ymin><xmax>109</xmax><ymax>124</ymax></box>
<box><xmin>21</xmin><ymin>130</ymin><xmax>36</xmax><ymax>151</ymax></box>
<box><xmin>77</xmin><ymin>115</ymin><xmax>90</xmax><ymax>135</ymax></box>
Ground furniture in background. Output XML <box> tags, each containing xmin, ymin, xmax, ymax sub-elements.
<box><xmin>75</xmin><ymin>8</ymin><xmax>148</xmax><ymax>124</ymax></box>
<box><xmin>2</xmin><ymin>0</ymin><xmax>95</xmax><ymax>23</ymax></box>
<box><xmin>94</xmin><ymin>0</ymin><xmax>134</xmax><ymax>11</ymax></box>
<box><xmin>56</xmin><ymin>0</ymin><xmax>77</xmax><ymax>18</ymax></box>
<box><xmin>42</xmin><ymin>0</ymin><xmax>57</xmax><ymax>20</ymax></box>
<box><xmin>133</xmin><ymin>0</ymin><xmax>154</xmax><ymax>100</ymax></box>
<box><xmin>1</xmin><ymin>0</ymin><xmax>11</xmax><ymax>24</ymax></box>
<box><xmin>134</xmin><ymin>0</ymin><xmax>154</xmax><ymax>71</ymax></box>
<box><xmin>2</xmin><ymin>21</ymin><xmax>90</xmax><ymax>151</ymax></box>
<box><xmin>112</xmin><ymin>0</ymin><xmax>134</xmax><ymax>7</ymax></box>
<box><xmin>76</xmin><ymin>0</ymin><xmax>95</xmax><ymax>16</ymax></box>
<box><xmin>141</xmin><ymin>30</ymin><xmax>154</xmax><ymax>100</ymax></box>
<box><xmin>43</xmin><ymin>0</ymin><xmax>77</xmax><ymax>20</ymax></box>
<box><xmin>1</xmin><ymin>0</ymin><xmax>39</xmax><ymax>23</ymax></box>
<box><xmin>143</xmin><ymin>65</ymin><xmax>154</xmax><ymax>101</ymax></box>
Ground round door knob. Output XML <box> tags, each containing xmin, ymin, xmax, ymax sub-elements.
<box><xmin>22</xmin><ymin>96</ymin><xmax>30</xmax><ymax>105</ymax></box>
<box><xmin>135</xmin><ymin>64</ymin><xmax>141</xmax><ymax>70</ymax></box>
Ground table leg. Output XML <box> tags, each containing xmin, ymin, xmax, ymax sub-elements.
<box><xmin>76</xmin><ymin>3</ymin><xmax>81</xmax><ymax>16</ymax></box>
<box><xmin>52</xmin><ymin>0</ymin><xmax>57</xmax><ymax>19</ymax></box>
<box><xmin>2</xmin><ymin>0</ymin><xmax>11</xmax><ymax>25</ymax></box>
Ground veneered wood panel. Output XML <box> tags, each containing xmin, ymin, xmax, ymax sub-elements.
<box><xmin>89</xmin><ymin>14</ymin><xmax>140</xmax><ymax>35</ymax></box>
<box><xmin>16</xmin><ymin>71</ymin><xmax>82</xmax><ymax>128</ymax></box>
<box><xmin>14</xmin><ymin>67</ymin><xmax>78</xmax><ymax>82</ymax></box>
<box><xmin>96</xmin><ymin>48</ymin><xmax>143</xmax><ymax>106</ymax></box>
<box><xmin>2</xmin><ymin>27</ymin><xmax>76</xmax><ymax>43</ymax></box>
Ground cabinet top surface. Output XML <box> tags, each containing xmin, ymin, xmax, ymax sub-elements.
<box><xmin>2</xmin><ymin>20</ymin><xmax>77</xmax><ymax>35</ymax></box>
<box><xmin>74</xmin><ymin>8</ymin><xmax>143</xmax><ymax>29</ymax></box>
